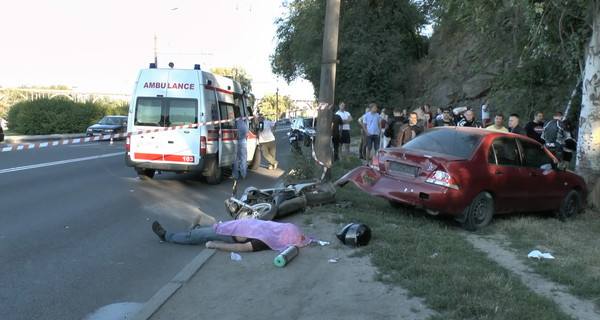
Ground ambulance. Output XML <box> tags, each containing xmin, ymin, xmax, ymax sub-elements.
<box><xmin>125</xmin><ymin>63</ymin><xmax>260</xmax><ymax>184</ymax></box>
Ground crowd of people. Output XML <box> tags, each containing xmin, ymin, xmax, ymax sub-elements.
<box><xmin>328</xmin><ymin>101</ymin><xmax>576</xmax><ymax>165</ymax></box>
<box><xmin>230</xmin><ymin>100</ymin><xmax>575</xmax><ymax>178</ymax></box>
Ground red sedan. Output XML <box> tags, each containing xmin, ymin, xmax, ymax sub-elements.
<box><xmin>335</xmin><ymin>127</ymin><xmax>587</xmax><ymax>230</ymax></box>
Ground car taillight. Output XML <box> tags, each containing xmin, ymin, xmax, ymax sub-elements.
<box><xmin>370</xmin><ymin>155</ymin><xmax>380</xmax><ymax>170</ymax></box>
<box><xmin>200</xmin><ymin>136</ymin><xmax>207</xmax><ymax>154</ymax></box>
<box><xmin>425</xmin><ymin>170</ymin><xmax>459</xmax><ymax>190</ymax></box>
<box><xmin>125</xmin><ymin>135</ymin><xmax>131</xmax><ymax>151</ymax></box>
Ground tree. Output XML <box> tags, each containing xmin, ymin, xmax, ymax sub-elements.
<box><xmin>271</xmin><ymin>0</ymin><xmax>428</xmax><ymax>113</ymax></box>
<box><xmin>577</xmin><ymin>1</ymin><xmax>600</xmax><ymax>207</ymax></box>
<box><xmin>256</xmin><ymin>93</ymin><xmax>292</xmax><ymax>119</ymax></box>
<box><xmin>210</xmin><ymin>66</ymin><xmax>253</xmax><ymax>94</ymax></box>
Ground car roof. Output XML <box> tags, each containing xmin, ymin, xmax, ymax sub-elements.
<box><xmin>432</xmin><ymin>126</ymin><xmax>539</xmax><ymax>143</ymax></box>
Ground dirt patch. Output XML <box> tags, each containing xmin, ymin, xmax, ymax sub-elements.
<box><xmin>464</xmin><ymin>233</ymin><xmax>599</xmax><ymax>320</ymax></box>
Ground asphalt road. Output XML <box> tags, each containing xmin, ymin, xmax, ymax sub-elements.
<box><xmin>0</xmin><ymin>126</ymin><xmax>291</xmax><ymax>320</ymax></box>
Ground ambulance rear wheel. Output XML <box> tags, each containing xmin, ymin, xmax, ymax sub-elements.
<box><xmin>204</xmin><ymin>159</ymin><xmax>222</xmax><ymax>185</ymax></box>
<box><xmin>137</xmin><ymin>169</ymin><xmax>155</xmax><ymax>180</ymax></box>
<box><xmin>249</xmin><ymin>147</ymin><xmax>261</xmax><ymax>170</ymax></box>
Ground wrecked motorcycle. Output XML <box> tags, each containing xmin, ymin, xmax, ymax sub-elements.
<box><xmin>225</xmin><ymin>181</ymin><xmax>336</xmax><ymax>220</ymax></box>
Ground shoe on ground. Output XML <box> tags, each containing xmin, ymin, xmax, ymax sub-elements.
<box><xmin>268</xmin><ymin>164</ymin><xmax>273</xmax><ymax>170</ymax></box>
<box><xmin>273</xmin><ymin>161</ymin><xmax>278</xmax><ymax>169</ymax></box>
<box><xmin>152</xmin><ymin>221</ymin><xmax>166</xmax><ymax>241</ymax></box>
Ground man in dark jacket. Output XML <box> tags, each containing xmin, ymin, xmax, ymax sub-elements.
<box><xmin>508</xmin><ymin>114</ymin><xmax>526</xmax><ymax>135</ymax></box>
<box><xmin>392</xmin><ymin>112</ymin><xmax>422</xmax><ymax>147</ymax></box>
<box><xmin>384</xmin><ymin>107</ymin><xmax>406</xmax><ymax>147</ymax></box>
<box><xmin>541</xmin><ymin>111</ymin><xmax>571</xmax><ymax>160</ymax></box>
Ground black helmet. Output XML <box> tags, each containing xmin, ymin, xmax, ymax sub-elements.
<box><xmin>336</xmin><ymin>223</ymin><xmax>371</xmax><ymax>246</ymax></box>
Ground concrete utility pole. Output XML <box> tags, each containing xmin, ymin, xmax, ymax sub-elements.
<box><xmin>314</xmin><ymin>0</ymin><xmax>341</xmax><ymax>180</ymax></box>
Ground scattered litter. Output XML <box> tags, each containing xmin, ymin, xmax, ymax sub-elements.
<box><xmin>324</xmin><ymin>200</ymin><xmax>353</xmax><ymax>209</ymax></box>
<box><xmin>328</xmin><ymin>257</ymin><xmax>340</xmax><ymax>263</ymax></box>
<box><xmin>431</xmin><ymin>252</ymin><xmax>438</xmax><ymax>258</ymax></box>
<box><xmin>64</xmin><ymin>226</ymin><xmax>69</xmax><ymax>229</ymax></box>
<box><xmin>527</xmin><ymin>250</ymin><xmax>555</xmax><ymax>259</ymax></box>
<box><xmin>230</xmin><ymin>252</ymin><xmax>242</xmax><ymax>261</ymax></box>
<box><xmin>336</xmin><ymin>200</ymin><xmax>352</xmax><ymax>208</ymax></box>
<box><xmin>318</xmin><ymin>240</ymin><xmax>330</xmax><ymax>246</ymax></box>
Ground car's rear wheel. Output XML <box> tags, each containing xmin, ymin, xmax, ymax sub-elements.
<box><xmin>461</xmin><ymin>192</ymin><xmax>494</xmax><ymax>231</ymax></box>
<box><xmin>137</xmin><ymin>169</ymin><xmax>155</xmax><ymax>180</ymax></box>
<box><xmin>556</xmin><ymin>189</ymin><xmax>581</xmax><ymax>221</ymax></box>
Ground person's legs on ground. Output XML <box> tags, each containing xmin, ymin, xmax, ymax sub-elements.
<box><xmin>359</xmin><ymin>130</ymin><xmax>367</xmax><ymax>159</ymax></box>
<box><xmin>154</xmin><ymin>222</ymin><xmax>235</xmax><ymax>244</ymax></box>
<box><xmin>239</xmin><ymin>140</ymin><xmax>248</xmax><ymax>178</ymax></box>
<box><xmin>262</xmin><ymin>140</ymin><xmax>278</xmax><ymax>169</ymax></box>
<box><xmin>365</xmin><ymin>135</ymin><xmax>375</xmax><ymax>164</ymax></box>
<box><xmin>340</xmin><ymin>130</ymin><xmax>351</xmax><ymax>161</ymax></box>
<box><xmin>332</xmin><ymin>138</ymin><xmax>340</xmax><ymax>162</ymax></box>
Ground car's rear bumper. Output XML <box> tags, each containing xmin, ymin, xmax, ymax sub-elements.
<box><xmin>125</xmin><ymin>152</ymin><xmax>212</xmax><ymax>173</ymax></box>
<box><xmin>335</xmin><ymin>166</ymin><xmax>468</xmax><ymax>216</ymax></box>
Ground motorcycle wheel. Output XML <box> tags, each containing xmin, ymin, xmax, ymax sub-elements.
<box><xmin>235</xmin><ymin>202</ymin><xmax>277</xmax><ymax>220</ymax></box>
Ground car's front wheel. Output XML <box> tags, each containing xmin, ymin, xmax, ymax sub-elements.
<box><xmin>461</xmin><ymin>192</ymin><xmax>494</xmax><ymax>231</ymax></box>
<box><xmin>556</xmin><ymin>189</ymin><xmax>582</xmax><ymax>221</ymax></box>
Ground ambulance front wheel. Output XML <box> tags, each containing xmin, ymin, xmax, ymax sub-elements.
<box><xmin>137</xmin><ymin>169</ymin><xmax>155</xmax><ymax>180</ymax></box>
<box><xmin>249</xmin><ymin>147</ymin><xmax>261</xmax><ymax>170</ymax></box>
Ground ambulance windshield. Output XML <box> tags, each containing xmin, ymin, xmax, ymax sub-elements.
<box><xmin>135</xmin><ymin>97</ymin><xmax>198</xmax><ymax>127</ymax></box>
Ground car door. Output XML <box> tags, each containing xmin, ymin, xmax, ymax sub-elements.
<box><xmin>487</xmin><ymin>137</ymin><xmax>529</xmax><ymax>213</ymax></box>
<box><xmin>517</xmin><ymin>138</ymin><xmax>564</xmax><ymax>211</ymax></box>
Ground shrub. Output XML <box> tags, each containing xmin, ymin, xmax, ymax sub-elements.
<box><xmin>6</xmin><ymin>98</ymin><xmax>127</xmax><ymax>135</ymax></box>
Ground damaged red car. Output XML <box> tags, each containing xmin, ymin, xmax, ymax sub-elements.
<box><xmin>335</xmin><ymin>127</ymin><xmax>587</xmax><ymax>230</ymax></box>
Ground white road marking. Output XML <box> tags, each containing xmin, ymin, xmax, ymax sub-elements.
<box><xmin>0</xmin><ymin>152</ymin><xmax>123</xmax><ymax>174</ymax></box>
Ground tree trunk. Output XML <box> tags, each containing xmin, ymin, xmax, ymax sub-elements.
<box><xmin>576</xmin><ymin>1</ymin><xmax>600</xmax><ymax>208</ymax></box>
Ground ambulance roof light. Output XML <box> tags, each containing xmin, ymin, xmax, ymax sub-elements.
<box><xmin>149</xmin><ymin>63</ymin><xmax>157</xmax><ymax>69</ymax></box>
<box><xmin>194</xmin><ymin>64</ymin><xmax>201</xmax><ymax>70</ymax></box>
<box><xmin>168</xmin><ymin>62</ymin><xmax>174</xmax><ymax>69</ymax></box>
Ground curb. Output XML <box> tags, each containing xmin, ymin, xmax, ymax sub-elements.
<box><xmin>4</xmin><ymin>133</ymin><xmax>87</xmax><ymax>144</ymax></box>
<box><xmin>132</xmin><ymin>248</ymin><xmax>217</xmax><ymax>320</ymax></box>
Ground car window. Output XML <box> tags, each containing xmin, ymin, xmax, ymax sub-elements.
<box><xmin>488</xmin><ymin>137</ymin><xmax>520</xmax><ymax>166</ymax></box>
<box><xmin>402</xmin><ymin>128</ymin><xmax>482</xmax><ymax>159</ymax></box>
<box><xmin>303</xmin><ymin>118</ymin><xmax>316</xmax><ymax>128</ymax></box>
<box><xmin>519</xmin><ymin>139</ymin><xmax>555</xmax><ymax>169</ymax></box>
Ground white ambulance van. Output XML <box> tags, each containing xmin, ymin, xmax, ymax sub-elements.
<box><xmin>125</xmin><ymin>63</ymin><xmax>261</xmax><ymax>184</ymax></box>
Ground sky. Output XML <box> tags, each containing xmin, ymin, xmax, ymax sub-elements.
<box><xmin>0</xmin><ymin>0</ymin><xmax>315</xmax><ymax>100</ymax></box>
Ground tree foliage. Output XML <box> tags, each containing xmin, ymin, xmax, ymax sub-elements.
<box><xmin>271</xmin><ymin>0</ymin><xmax>428</xmax><ymax>112</ymax></box>
<box><xmin>210</xmin><ymin>66</ymin><xmax>253</xmax><ymax>95</ymax></box>
<box><xmin>255</xmin><ymin>93</ymin><xmax>292</xmax><ymax>119</ymax></box>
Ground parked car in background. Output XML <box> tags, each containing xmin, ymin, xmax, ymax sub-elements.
<box><xmin>86</xmin><ymin>116</ymin><xmax>127</xmax><ymax>139</ymax></box>
<box><xmin>290</xmin><ymin>117</ymin><xmax>317</xmax><ymax>147</ymax></box>
<box><xmin>278</xmin><ymin>118</ymin><xmax>291</xmax><ymax>125</ymax></box>
<box><xmin>335</xmin><ymin>127</ymin><xmax>587</xmax><ymax>231</ymax></box>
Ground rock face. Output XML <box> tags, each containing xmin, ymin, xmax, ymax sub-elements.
<box><xmin>406</xmin><ymin>28</ymin><xmax>504</xmax><ymax>118</ymax></box>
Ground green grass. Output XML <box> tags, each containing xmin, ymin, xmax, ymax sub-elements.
<box><xmin>285</xmin><ymin>150</ymin><xmax>599</xmax><ymax>319</ymax></box>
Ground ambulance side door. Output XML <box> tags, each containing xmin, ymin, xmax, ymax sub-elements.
<box><xmin>217</xmin><ymin>102</ymin><xmax>237</xmax><ymax>166</ymax></box>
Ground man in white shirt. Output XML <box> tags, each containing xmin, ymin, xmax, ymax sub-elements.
<box><xmin>335</xmin><ymin>102</ymin><xmax>353</xmax><ymax>162</ymax></box>
<box><xmin>256</xmin><ymin>113</ymin><xmax>278</xmax><ymax>170</ymax></box>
